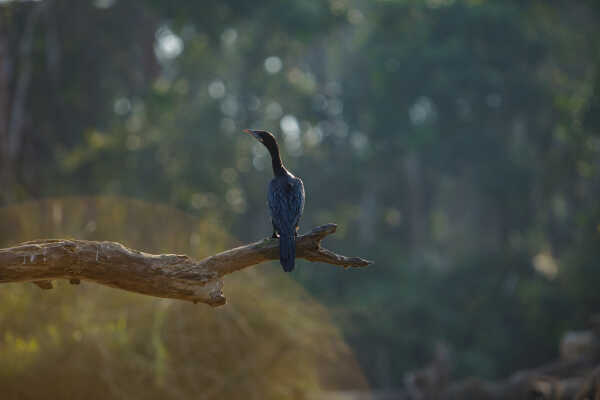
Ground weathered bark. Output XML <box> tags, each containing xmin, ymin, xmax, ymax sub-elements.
<box><xmin>0</xmin><ymin>223</ymin><xmax>371</xmax><ymax>306</ymax></box>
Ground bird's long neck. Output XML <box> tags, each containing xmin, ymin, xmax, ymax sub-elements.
<box><xmin>264</xmin><ymin>139</ymin><xmax>286</xmax><ymax>177</ymax></box>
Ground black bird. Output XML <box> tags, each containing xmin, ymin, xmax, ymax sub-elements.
<box><xmin>243</xmin><ymin>129</ymin><xmax>305</xmax><ymax>272</ymax></box>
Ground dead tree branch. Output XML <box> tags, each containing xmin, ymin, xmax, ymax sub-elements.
<box><xmin>0</xmin><ymin>224</ymin><xmax>371</xmax><ymax>306</ymax></box>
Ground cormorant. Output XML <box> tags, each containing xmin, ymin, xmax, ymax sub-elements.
<box><xmin>243</xmin><ymin>129</ymin><xmax>305</xmax><ymax>272</ymax></box>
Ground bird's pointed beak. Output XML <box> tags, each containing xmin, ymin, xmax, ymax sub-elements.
<box><xmin>243</xmin><ymin>129</ymin><xmax>259</xmax><ymax>139</ymax></box>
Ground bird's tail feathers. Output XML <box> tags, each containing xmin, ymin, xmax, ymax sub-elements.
<box><xmin>279</xmin><ymin>231</ymin><xmax>295</xmax><ymax>272</ymax></box>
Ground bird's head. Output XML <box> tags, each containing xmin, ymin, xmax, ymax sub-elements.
<box><xmin>243</xmin><ymin>129</ymin><xmax>285</xmax><ymax>173</ymax></box>
<box><xmin>243</xmin><ymin>129</ymin><xmax>272</xmax><ymax>142</ymax></box>
<box><xmin>243</xmin><ymin>129</ymin><xmax>278</xmax><ymax>149</ymax></box>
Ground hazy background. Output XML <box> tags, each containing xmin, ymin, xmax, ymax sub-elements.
<box><xmin>1</xmin><ymin>0</ymin><xmax>599</xmax><ymax>397</ymax></box>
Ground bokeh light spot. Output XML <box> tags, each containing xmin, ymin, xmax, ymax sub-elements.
<box><xmin>208</xmin><ymin>80</ymin><xmax>226</xmax><ymax>99</ymax></box>
<box><xmin>264</xmin><ymin>56</ymin><xmax>283</xmax><ymax>74</ymax></box>
<box><xmin>154</xmin><ymin>26</ymin><xmax>183</xmax><ymax>61</ymax></box>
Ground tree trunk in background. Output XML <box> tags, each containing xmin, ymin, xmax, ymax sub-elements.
<box><xmin>358</xmin><ymin>185</ymin><xmax>376</xmax><ymax>245</ymax></box>
<box><xmin>404</xmin><ymin>152</ymin><xmax>429</xmax><ymax>259</ymax></box>
<box><xmin>0</xmin><ymin>4</ymin><xmax>42</xmax><ymax>204</ymax></box>
<box><xmin>0</xmin><ymin>18</ymin><xmax>14</xmax><ymax>203</ymax></box>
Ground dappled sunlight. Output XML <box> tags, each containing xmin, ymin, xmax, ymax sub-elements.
<box><xmin>0</xmin><ymin>197</ymin><xmax>367</xmax><ymax>399</ymax></box>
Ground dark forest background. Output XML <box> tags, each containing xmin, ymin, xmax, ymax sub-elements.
<box><xmin>1</xmin><ymin>0</ymin><xmax>600</xmax><ymax>397</ymax></box>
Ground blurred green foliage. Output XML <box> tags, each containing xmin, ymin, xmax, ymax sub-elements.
<box><xmin>1</xmin><ymin>0</ymin><xmax>600</xmax><ymax>389</ymax></box>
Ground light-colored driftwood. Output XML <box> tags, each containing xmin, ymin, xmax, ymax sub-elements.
<box><xmin>0</xmin><ymin>224</ymin><xmax>371</xmax><ymax>306</ymax></box>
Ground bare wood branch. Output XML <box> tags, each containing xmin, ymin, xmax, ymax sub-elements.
<box><xmin>0</xmin><ymin>224</ymin><xmax>371</xmax><ymax>306</ymax></box>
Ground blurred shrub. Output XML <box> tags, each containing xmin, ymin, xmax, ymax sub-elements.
<box><xmin>0</xmin><ymin>197</ymin><xmax>366</xmax><ymax>399</ymax></box>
